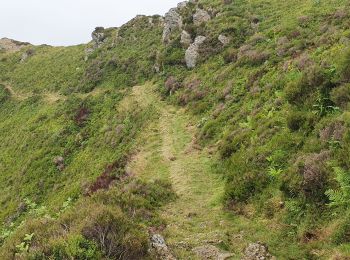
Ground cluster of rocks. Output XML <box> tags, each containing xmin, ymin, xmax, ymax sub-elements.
<box><xmin>161</xmin><ymin>1</ymin><xmax>231</xmax><ymax>69</ymax></box>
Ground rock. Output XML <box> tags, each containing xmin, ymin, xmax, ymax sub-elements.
<box><xmin>218</xmin><ymin>34</ymin><xmax>231</xmax><ymax>46</ymax></box>
<box><xmin>84</xmin><ymin>47</ymin><xmax>94</xmax><ymax>61</ymax></box>
<box><xmin>193</xmin><ymin>8</ymin><xmax>211</xmax><ymax>26</ymax></box>
<box><xmin>162</xmin><ymin>8</ymin><xmax>183</xmax><ymax>43</ymax></box>
<box><xmin>150</xmin><ymin>234</ymin><xmax>176</xmax><ymax>260</ymax></box>
<box><xmin>242</xmin><ymin>242</ymin><xmax>274</xmax><ymax>260</ymax></box>
<box><xmin>91</xmin><ymin>27</ymin><xmax>106</xmax><ymax>48</ymax></box>
<box><xmin>193</xmin><ymin>245</ymin><xmax>234</xmax><ymax>260</ymax></box>
<box><xmin>0</xmin><ymin>38</ymin><xmax>30</xmax><ymax>53</ymax></box>
<box><xmin>185</xmin><ymin>35</ymin><xmax>206</xmax><ymax>68</ymax></box>
<box><xmin>180</xmin><ymin>30</ymin><xmax>192</xmax><ymax>47</ymax></box>
<box><xmin>177</xmin><ymin>1</ymin><xmax>188</xmax><ymax>9</ymax></box>
<box><xmin>53</xmin><ymin>156</ymin><xmax>65</xmax><ymax>171</ymax></box>
<box><xmin>20</xmin><ymin>49</ymin><xmax>35</xmax><ymax>63</ymax></box>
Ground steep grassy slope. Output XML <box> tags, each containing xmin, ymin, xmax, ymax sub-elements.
<box><xmin>1</xmin><ymin>0</ymin><xmax>350</xmax><ymax>259</ymax></box>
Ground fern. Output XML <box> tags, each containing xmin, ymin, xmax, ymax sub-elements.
<box><xmin>326</xmin><ymin>167</ymin><xmax>350</xmax><ymax>207</ymax></box>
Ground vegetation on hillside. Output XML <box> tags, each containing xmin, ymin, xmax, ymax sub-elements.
<box><xmin>1</xmin><ymin>0</ymin><xmax>350</xmax><ymax>258</ymax></box>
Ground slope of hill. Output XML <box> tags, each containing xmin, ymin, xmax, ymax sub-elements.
<box><xmin>1</xmin><ymin>0</ymin><xmax>350</xmax><ymax>259</ymax></box>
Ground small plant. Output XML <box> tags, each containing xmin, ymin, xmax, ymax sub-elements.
<box><xmin>15</xmin><ymin>233</ymin><xmax>34</xmax><ymax>254</ymax></box>
<box><xmin>326</xmin><ymin>167</ymin><xmax>350</xmax><ymax>208</ymax></box>
<box><xmin>312</xmin><ymin>97</ymin><xmax>339</xmax><ymax>117</ymax></box>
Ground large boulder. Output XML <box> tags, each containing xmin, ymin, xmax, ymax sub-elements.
<box><xmin>185</xmin><ymin>35</ymin><xmax>206</xmax><ymax>68</ymax></box>
<box><xmin>193</xmin><ymin>8</ymin><xmax>211</xmax><ymax>26</ymax></box>
<box><xmin>162</xmin><ymin>8</ymin><xmax>183</xmax><ymax>43</ymax></box>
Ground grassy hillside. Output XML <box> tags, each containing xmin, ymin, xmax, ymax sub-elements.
<box><xmin>1</xmin><ymin>0</ymin><xmax>350</xmax><ymax>259</ymax></box>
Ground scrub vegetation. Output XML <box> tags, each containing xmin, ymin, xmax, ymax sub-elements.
<box><xmin>1</xmin><ymin>0</ymin><xmax>350</xmax><ymax>259</ymax></box>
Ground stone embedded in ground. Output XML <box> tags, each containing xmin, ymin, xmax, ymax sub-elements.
<box><xmin>242</xmin><ymin>242</ymin><xmax>274</xmax><ymax>260</ymax></box>
<box><xmin>53</xmin><ymin>156</ymin><xmax>65</xmax><ymax>171</ymax></box>
<box><xmin>150</xmin><ymin>234</ymin><xmax>177</xmax><ymax>260</ymax></box>
<box><xmin>218</xmin><ymin>34</ymin><xmax>231</xmax><ymax>46</ymax></box>
<box><xmin>193</xmin><ymin>245</ymin><xmax>234</xmax><ymax>260</ymax></box>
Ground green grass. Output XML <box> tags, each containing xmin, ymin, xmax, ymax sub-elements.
<box><xmin>1</xmin><ymin>0</ymin><xmax>350</xmax><ymax>258</ymax></box>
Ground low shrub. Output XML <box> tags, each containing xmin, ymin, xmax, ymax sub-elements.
<box><xmin>281</xmin><ymin>151</ymin><xmax>331</xmax><ymax>202</ymax></box>
<box><xmin>339</xmin><ymin>48</ymin><xmax>350</xmax><ymax>82</ymax></box>
<box><xmin>330</xmin><ymin>84</ymin><xmax>350</xmax><ymax>109</ymax></box>
<box><xmin>331</xmin><ymin>215</ymin><xmax>350</xmax><ymax>245</ymax></box>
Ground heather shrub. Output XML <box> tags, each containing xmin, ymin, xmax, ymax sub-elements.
<box><xmin>164</xmin><ymin>76</ymin><xmax>181</xmax><ymax>95</ymax></box>
<box><xmin>82</xmin><ymin>206</ymin><xmax>148</xmax><ymax>259</ymax></box>
<box><xmin>330</xmin><ymin>84</ymin><xmax>350</xmax><ymax>109</ymax></box>
<box><xmin>286</xmin><ymin>110</ymin><xmax>307</xmax><ymax>131</ymax></box>
<box><xmin>339</xmin><ymin>47</ymin><xmax>350</xmax><ymax>82</ymax></box>
<box><xmin>281</xmin><ymin>151</ymin><xmax>331</xmax><ymax>202</ymax></box>
<box><xmin>225</xmin><ymin>169</ymin><xmax>268</xmax><ymax>205</ymax></box>
<box><xmin>223</xmin><ymin>48</ymin><xmax>238</xmax><ymax>63</ymax></box>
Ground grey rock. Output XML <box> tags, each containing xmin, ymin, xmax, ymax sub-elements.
<box><xmin>177</xmin><ymin>1</ymin><xmax>188</xmax><ymax>9</ymax></box>
<box><xmin>84</xmin><ymin>47</ymin><xmax>94</xmax><ymax>61</ymax></box>
<box><xmin>91</xmin><ymin>27</ymin><xmax>106</xmax><ymax>48</ymax></box>
<box><xmin>20</xmin><ymin>49</ymin><xmax>34</xmax><ymax>63</ymax></box>
<box><xmin>185</xmin><ymin>35</ymin><xmax>206</xmax><ymax>68</ymax></box>
<box><xmin>218</xmin><ymin>34</ymin><xmax>231</xmax><ymax>46</ymax></box>
<box><xmin>180</xmin><ymin>30</ymin><xmax>192</xmax><ymax>47</ymax></box>
<box><xmin>193</xmin><ymin>245</ymin><xmax>234</xmax><ymax>260</ymax></box>
<box><xmin>150</xmin><ymin>234</ymin><xmax>176</xmax><ymax>260</ymax></box>
<box><xmin>193</xmin><ymin>8</ymin><xmax>211</xmax><ymax>26</ymax></box>
<box><xmin>242</xmin><ymin>242</ymin><xmax>274</xmax><ymax>260</ymax></box>
<box><xmin>162</xmin><ymin>8</ymin><xmax>183</xmax><ymax>43</ymax></box>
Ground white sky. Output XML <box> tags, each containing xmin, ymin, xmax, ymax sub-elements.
<box><xmin>0</xmin><ymin>0</ymin><xmax>180</xmax><ymax>46</ymax></box>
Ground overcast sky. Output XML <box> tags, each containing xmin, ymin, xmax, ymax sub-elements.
<box><xmin>0</xmin><ymin>0</ymin><xmax>180</xmax><ymax>46</ymax></box>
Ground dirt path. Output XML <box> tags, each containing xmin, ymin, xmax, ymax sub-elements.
<box><xmin>127</xmin><ymin>84</ymin><xmax>237</xmax><ymax>259</ymax></box>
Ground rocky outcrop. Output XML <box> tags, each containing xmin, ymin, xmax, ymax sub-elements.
<box><xmin>185</xmin><ymin>35</ymin><xmax>206</xmax><ymax>68</ymax></box>
<box><xmin>150</xmin><ymin>234</ymin><xmax>176</xmax><ymax>260</ymax></box>
<box><xmin>180</xmin><ymin>30</ymin><xmax>192</xmax><ymax>47</ymax></box>
<box><xmin>162</xmin><ymin>8</ymin><xmax>183</xmax><ymax>43</ymax></box>
<box><xmin>193</xmin><ymin>8</ymin><xmax>211</xmax><ymax>26</ymax></box>
<box><xmin>0</xmin><ymin>38</ymin><xmax>30</xmax><ymax>53</ymax></box>
<box><xmin>91</xmin><ymin>27</ymin><xmax>106</xmax><ymax>48</ymax></box>
<box><xmin>242</xmin><ymin>242</ymin><xmax>274</xmax><ymax>260</ymax></box>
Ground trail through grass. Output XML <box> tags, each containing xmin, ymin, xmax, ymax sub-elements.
<box><xmin>127</xmin><ymin>84</ymin><xmax>240</xmax><ymax>259</ymax></box>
